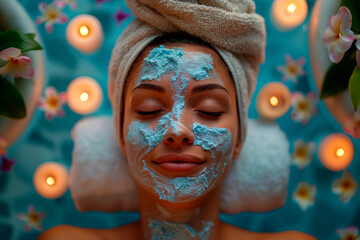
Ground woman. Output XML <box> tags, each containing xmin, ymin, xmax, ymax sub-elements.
<box><xmin>40</xmin><ymin>0</ymin><xmax>316</xmax><ymax>239</ymax></box>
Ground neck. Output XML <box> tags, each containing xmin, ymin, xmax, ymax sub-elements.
<box><xmin>138</xmin><ymin>186</ymin><xmax>221</xmax><ymax>240</ymax></box>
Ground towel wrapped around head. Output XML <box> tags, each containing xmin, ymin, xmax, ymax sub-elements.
<box><xmin>108</xmin><ymin>0</ymin><xmax>266</xmax><ymax>145</ymax></box>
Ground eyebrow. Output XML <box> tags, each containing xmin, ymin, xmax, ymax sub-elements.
<box><xmin>132</xmin><ymin>83</ymin><xmax>165</xmax><ymax>93</ymax></box>
<box><xmin>191</xmin><ymin>84</ymin><xmax>229</xmax><ymax>95</ymax></box>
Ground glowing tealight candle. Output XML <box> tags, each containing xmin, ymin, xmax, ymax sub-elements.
<box><xmin>46</xmin><ymin>176</ymin><xmax>56</xmax><ymax>186</ymax></box>
<box><xmin>67</xmin><ymin>76</ymin><xmax>103</xmax><ymax>115</ymax></box>
<box><xmin>80</xmin><ymin>91</ymin><xmax>89</xmax><ymax>102</ymax></box>
<box><xmin>79</xmin><ymin>25</ymin><xmax>90</xmax><ymax>37</ymax></box>
<box><xmin>270</xmin><ymin>96</ymin><xmax>279</xmax><ymax>107</ymax></box>
<box><xmin>66</xmin><ymin>14</ymin><xmax>103</xmax><ymax>53</ymax></box>
<box><xmin>318</xmin><ymin>133</ymin><xmax>354</xmax><ymax>171</ymax></box>
<box><xmin>271</xmin><ymin>0</ymin><xmax>308</xmax><ymax>31</ymax></box>
<box><xmin>256</xmin><ymin>82</ymin><xmax>291</xmax><ymax>120</ymax></box>
<box><xmin>33</xmin><ymin>162</ymin><xmax>68</xmax><ymax>199</ymax></box>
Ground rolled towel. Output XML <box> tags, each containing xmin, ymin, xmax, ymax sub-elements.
<box><xmin>108</xmin><ymin>0</ymin><xmax>266</xmax><ymax>147</ymax></box>
<box><xmin>69</xmin><ymin>116</ymin><xmax>290</xmax><ymax>214</ymax></box>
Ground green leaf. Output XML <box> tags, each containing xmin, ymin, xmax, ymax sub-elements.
<box><xmin>349</xmin><ymin>66</ymin><xmax>360</xmax><ymax>110</ymax></box>
<box><xmin>341</xmin><ymin>0</ymin><xmax>360</xmax><ymax>33</ymax></box>
<box><xmin>0</xmin><ymin>76</ymin><xmax>26</xmax><ymax>119</ymax></box>
<box><xmin>320</xmin><ymin>44</ymin><xmax>357</xmax><ymax>99</ymax></box>
<box><xmin>0</xmin><ymin>30</ymin><xmax>42</xmax><ymax>52</ymax></box>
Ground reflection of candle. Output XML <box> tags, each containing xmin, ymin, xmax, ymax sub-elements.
<box><xmin>256</xmin><ymin>82</ymin><xmax>291</xmax><ymax>120</ymax></box>
<box><xmin>66</xmin><ymin>14</ymin><xmax>103</xmax><ymax>53</ymax></box>
<box><xmin>271</xmin><ymin>0</ymin><xmax>308</xmax><ymax>30</ymax></box>
<box><xmin>33</xmin><ymin>162</ymin><xmax>68</xmax><ymax>199</ymax></box>
<box><xmin>318</xmin><ymin>133</ymin><xmax>354</xmax><ymax>171</ymax></box>
<box><xmin>67</xmin><ymin>76</ymin><xmax>103</xmax><ymax>115</ymax></box>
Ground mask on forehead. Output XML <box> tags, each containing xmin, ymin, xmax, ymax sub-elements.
<box><xmin>125</xmin><ymin>45</ymin><xmax>233</xmax><ymax>203</ymax></box>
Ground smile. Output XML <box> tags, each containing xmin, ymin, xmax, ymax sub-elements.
<box><xmin>152</xmin><ymin>154</ymin><xmax>206</xmax><ymax>173</ymax></box>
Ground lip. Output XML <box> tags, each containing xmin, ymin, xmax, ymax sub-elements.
<box><xmin>152</xmin><ymin>154</ymin><xmax>206</xmax><ymax>173</ymax></box>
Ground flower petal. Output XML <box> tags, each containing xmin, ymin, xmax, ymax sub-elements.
<box><xmin>39</xmin><ymin>3</ymin><xmax>47</xmax><ymax>13</ymax></box>
<box><xmin>54</xmin><ymin>0</ymin><xmax>66</xmax><ymax>8</ymax></box>
<box><xmin>17</xmin><ymin>56</ymin><xmax>31</xmax><ymax>65</ymax></box>
<box><xmin>338</xmin><ymin>29</ymin><xmax>355</xmax><ymax>52</ymax></box>
<box><xmin>22</xmin><ymin>67</ymin><xmax>34</xmax><ymax>79</ymax></box>
<box><xmin>339</xmin><ymin>6</ymin><xmax>352</xmax><ymax>31</ymax></box>
<box><xmin>35</xmin><ymin>17</ymin><xmax>45</xmax><ymax>25</ymax></box>
<box><xmin>45</xmin><ymin>22</ymin><xmax>54</xmax><ymax>33</ymax></box>
<box><xmin>45</xmin><ymin>87</ymin><xmax>57</xmax><ymax>97</ymax></box>
<box><xmin>56</xmin><ymin>14</ymin><xmax>68</xmax><ymax>23</ymax></box>
<box><xmin>0</xmin><ymin>47</ymin><xmax>21</xmax><ymax>60</ymax></box>
<box><xmin>0</xmin><ymin>63</ymin><xmax>11</xmax><ymax>74</ymax></box>
<box><xmin>328</xmin><ymin>42</ymin><xmax>345</xmax><ymax>63</ymax></box>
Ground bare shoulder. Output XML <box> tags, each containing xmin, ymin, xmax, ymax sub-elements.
<box><xmin>265</xmin><ymin>231</ymin><xmax>317</xmax><ymax>240</ymax></box>
<box><xmin>38</xmin><ymin>225</ymin><xmax>102</xmax><ymax>240</ymax></box>
<box><xmin>219</xmin><ymin>222</ymin><xmax>316</xmax><ymax>240</ymax></box>
<box><xmin>38</xmin><ymin>221</ymin><xmax>141</xmax><ymax>240</ymax></box>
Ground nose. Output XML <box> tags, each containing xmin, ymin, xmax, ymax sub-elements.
<box><xmin>163</xmin><ymin>122</ymin><xmax>194</xmax><ymax>147</ymax></box>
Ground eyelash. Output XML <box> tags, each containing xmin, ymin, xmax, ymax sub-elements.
<box><xmin>137</xmin><ymin>110</ymin><xmax>163</xmax><ymax>116</ymax></box>
<box><xmin>197</xmin><ymin>111</ymin><xmax>223</xmax><ymax>117</ymax></box>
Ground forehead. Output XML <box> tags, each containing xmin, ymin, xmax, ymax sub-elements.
<box><xmin>126</xmin><ymin>43</ymin><xmax>234</xmax><ymax>90</ymax></box>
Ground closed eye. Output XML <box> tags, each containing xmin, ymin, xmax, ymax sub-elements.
<box><xmin>197</xmin><ymin>111</ymin><xmax>223</xmax><ymax>117</ymax></box>
<box><xmin>137</xmin><ymin>110</ymin><xmax>163</xmax><ymax>116</ymax></box>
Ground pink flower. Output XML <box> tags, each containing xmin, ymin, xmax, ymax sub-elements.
<box><xmin>112</xmin><ymin>8</ymin><xmax>130</xmax><ymax>25</ymax></box>
<box><xmin>0</xmin><ymin>47</ymin><xmax>34</xmax><ymax>79</ymax></box>
<box><xmin>292</xmin><ymin>140</ymin><xmax>315</xmax><ymax>170</ymax></box>
<box><xmin>0</xmin><ymin>155</ymin><xmax>15</xmax><ymax>172</ymax></box>
<box><xmin>323</xmin><ymin>6</ymin><xmax>355</xmax><ymax>63</ymax></box>
<box><xmin>332</xmin><ymin>171</ymin><xmax>358</xmax><ymax>203</ymax></box>
<box><xmin>356</xmin><ymin>39</ymin><xmax>360</xmax><ymax>68</ymax></box>
<box><xmin>337</xmin><ymin>226</ymin><xmax>360</xmax><ymax>240</ymax></box>
<box><xmin>35</xmin><ymin>2</ymin><xmax>68</xmax><ymax>33</ymax></box>
<box><xmin>95</xmin><ymin>0</ymin><xmax>110</xmax><ymax>5</ymax></box>
<box><xmin>292</xmin><ymin>182</ymin><xmax>316</xmax><ymax>210</ymax></box>
<box><xmin>38</xmin><ymin>87</ymin><xmax>66</xmax><ymax>120</ymax></box>
<box><xmin>17</xmin><ymin>205</ymin><xmax>46</xmax><ymax>231</ymax></box>
<box><xmin>291</xmin><ymin>92</ymin><xmax>318</xmax><ymax>125</ymax></box>
<box><xmin>54</xmin><ymin>0</ymin><xmax>77</xmax><ymax>10</ymax></box>
<box><xmin>277</xmin><ymin>55</ymin><xmax>306</xmax><ymax>83</ymax></box>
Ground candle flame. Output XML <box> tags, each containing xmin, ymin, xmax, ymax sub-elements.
<box><xmin>80</xmin><ymin>92</ymin><xmax>89</xmax><ymax>102</ymax></box>
<box><xmin>46</xmin><ymin>176</ymin><xmax>56</xmax><ymax>186</ymax></box>
<box><xmin>79</xmin><ymin>25</ymin><xmax>90</xmax><ymax>37</ymax></box>
<box><xmin>270</xmin><ymin>96</ymin><xmax>279</xmax><ymax>107</ymax></box>
<box><xmin>287</xmin><ymin>3</ymin><xmax>296</xmax><ymax>14</ymax></box>
<box><xmin>336</xmin><ymin>148</ymin><xmax>345</xmax><ymax>158</ymax></box>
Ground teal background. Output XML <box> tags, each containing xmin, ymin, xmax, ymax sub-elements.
<box><xmin>1</xmin><ymin>0</ymin><xmax>359</xmax><ymax>239</ymax></box>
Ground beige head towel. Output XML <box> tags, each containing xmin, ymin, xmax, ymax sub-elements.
<box><xmin>108</xmin><ymin>0</ymin><xmax>266</xmax><ymax>145</ymax></box>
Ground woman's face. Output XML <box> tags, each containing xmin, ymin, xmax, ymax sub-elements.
<box><xmin>121</xmin><ymin>43</ymin><xmax>241</xmax><ymax>203</ymax></box>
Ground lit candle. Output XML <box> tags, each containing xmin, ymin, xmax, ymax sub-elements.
<box><xmin>33</xmin><ymin>162</ymin><xmax>68</xmax><ymax>199</ymax></box>
<box><xmin>66</xmin><ymin>76</ymin><xmax>103</xmax><ymax>115</ymax></box>
<box><xmin>271</xmin><ymin>0</ymin><xmax>308</xmax><ymax>30</ymax></box>
<box><xmin>65</xmin><ymin>14</ymin><xmax>103</xmax><ymax>53</ymax></box>
<box><xmin>318</xmin><ymin>133</ymin><xmax>354</xmax><ymax>171</ymax></box>
<box><xmin>256</xmin><ymin>82</ymin><xmax>291</xmax><ymax>120</ymax></box>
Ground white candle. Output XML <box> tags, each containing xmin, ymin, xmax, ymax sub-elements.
<box><xmin>256</xmin><ymin>82</ymin><xmax>291</xmax><ymax>120</ymax></box>
<box><xmin>318</xmin><ymin>133</ymin><xmax>354</xmax><ymax>171</ymax></box>
<box><xmin>67</xmin><ymin>76</ymin><xmax>103</xmax><ymax>115</ymax></box>
<box><xmin>271</xmin><ymin>0</ymin><xmax>308</xmax><ymax>30</ymax></box>
<box><xmin>66</xmin><ymin>14</ymin><xmax>103</xmax><ymax>53</ymax></box>
<box><xmin>33</xmin><ymin>162</ymin><xmax>68</xmax><ymax>199</ymax></box>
